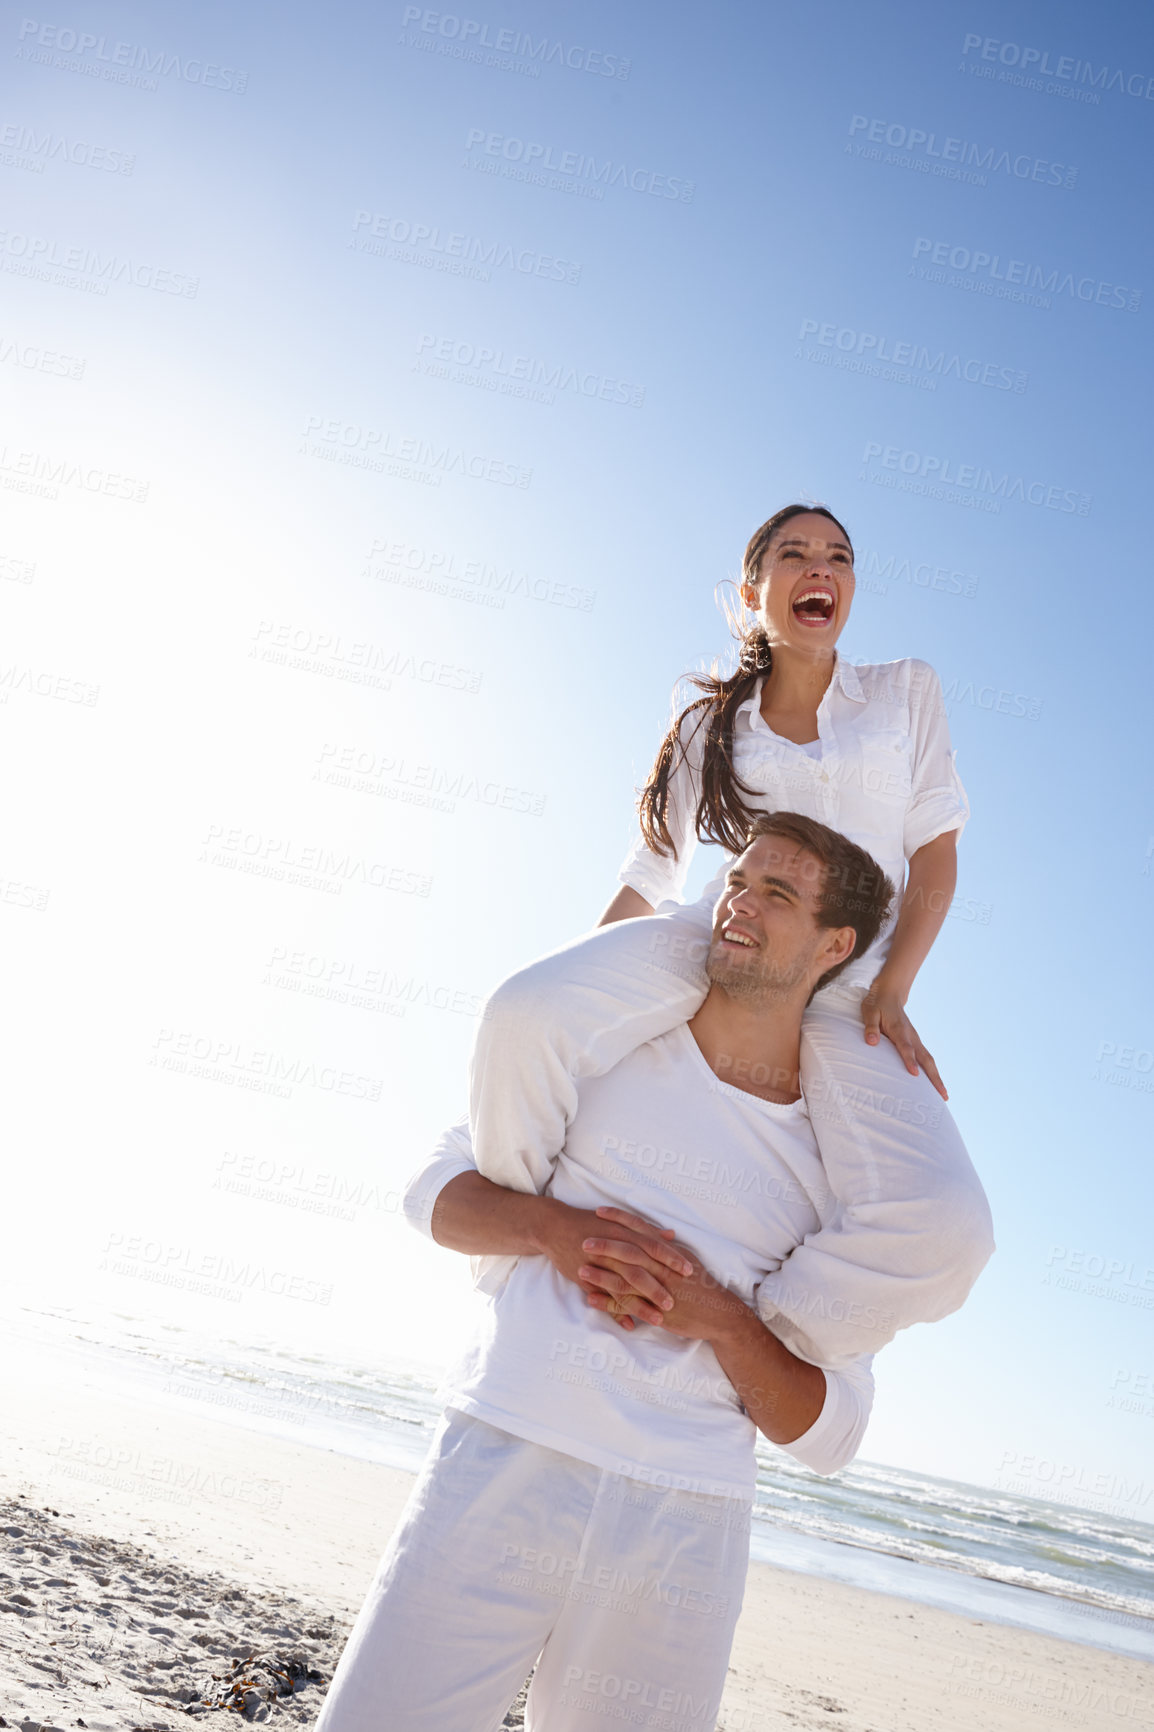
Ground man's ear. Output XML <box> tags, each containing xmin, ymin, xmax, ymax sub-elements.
<box><xmin>819</xmin><ymin>924</ymin><xmax>857</xmax><ymax>971</ymax></box>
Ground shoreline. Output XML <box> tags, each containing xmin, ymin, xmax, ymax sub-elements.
<box><xmin>7</xmin><ymin>1301</ymin><xmax>1153</xmax><ymax>1654</ymax></box>
<box><xmin>744</xmin><ymin>1517</ymin><xmax>1154</xmax><ymax>1655</ymax></box>
<box><xmin>2</xmin><ymin>1337</ymin><xmax>1152</xmax><ymax>1731</ymax></box>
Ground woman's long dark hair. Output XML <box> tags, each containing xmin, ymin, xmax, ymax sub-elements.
<box><xmin>638</xmin><ymin>503</ymin><xmax>854</xmax><ymax>859</ymax></box>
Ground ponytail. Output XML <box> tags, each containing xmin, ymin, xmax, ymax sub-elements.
<box><xmin>638</xmin><ymin>625</ymin><xmax>773</xmax><ymax>859</ymax></box>
<box><xmin>638</xmin><ymin>502</ymin><xmax>852</xmax><ymax>861</ymax></box>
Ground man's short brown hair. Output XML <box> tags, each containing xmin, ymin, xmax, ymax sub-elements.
<box><xmin>743</xmin><ymin>811</ymin><xmax>896</xmax><ymax>995</ymax></box>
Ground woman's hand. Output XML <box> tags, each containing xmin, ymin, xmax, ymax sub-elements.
<box><xmin>861</xmin><ymin>974</ymin><xmax>948</xmax><ymax>1100</ymax></box>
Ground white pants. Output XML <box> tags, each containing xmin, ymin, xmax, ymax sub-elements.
<box><xmin>470</xmin><ymin>895</ymin><xmax>994</xmax><ymax>1368</ymax></box>
<box><xmin>314</xmin><ymin>1409</ymin><xmax>751</xmax><ymax>1732</ymax></box>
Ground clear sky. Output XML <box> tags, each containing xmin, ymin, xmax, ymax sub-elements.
<box><xmin>3</xmin><ymin>0</ymin><xmax>1153</xmax><ymax>1512</ymax></box>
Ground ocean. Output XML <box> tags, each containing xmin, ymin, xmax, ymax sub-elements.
<box><xmin>5</xmin><ymin>1301</ymin><xmax>1153</xmax><ymax>1664</ymax></box>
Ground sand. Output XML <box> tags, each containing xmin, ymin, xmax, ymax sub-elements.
<box><xmin>1</xmin><ymin>1334</ymin><xmax>1151</xmax><ymax>1732</ymax></box>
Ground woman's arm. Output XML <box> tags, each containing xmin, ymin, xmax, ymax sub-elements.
<box><xmin>611</xmin><ymin>709</ymin><xmax>708</xmax><ymax>914</ymax></box>
<box><xmin>597</xmin><ymin>885</ymin><xmax>655</xmax><ymax>926</ymax></box>
<box><xmin>858</xmin><ymin>659</ymin><xmax>970</xmax><ymax>1094</ymax></box>
<box><xmin>861</xmin><ymin>828</ymin><xmax>958</xmax><ymax>1097</ymax></box>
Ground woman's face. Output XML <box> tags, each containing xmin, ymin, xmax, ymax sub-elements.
<box><xmin>741</xmin><ymin>512</ymin><xmax>855</xmax><ymax>652</ymax></box>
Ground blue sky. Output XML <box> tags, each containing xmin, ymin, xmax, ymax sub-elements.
<box><xmin>3</xmin><ymin>0</ymin><xmax>1153</xmax><ymax>1507</ymax></box>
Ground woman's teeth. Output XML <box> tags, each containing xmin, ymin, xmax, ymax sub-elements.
<box><xmin>792</xmin><ymin>589</ymin><xmax>834</xmax><ymax>621</ymax></box>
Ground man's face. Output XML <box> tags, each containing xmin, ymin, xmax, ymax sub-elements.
<box><xmin>706</xmin><ymin>835</ymin><xmax>841</xmax><ymax>1004</ymax></box>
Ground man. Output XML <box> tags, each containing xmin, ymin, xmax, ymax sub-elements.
<box><xmin>314</xmin><ymin>813</ymin><xmax>977</xmax><ymax>1732</ymax></box>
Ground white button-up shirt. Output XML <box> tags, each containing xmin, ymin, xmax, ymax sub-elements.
<box><xmin>618</xmin><ymin>656</ymin><xmax>969</xmax><ymax>942</ymax></box>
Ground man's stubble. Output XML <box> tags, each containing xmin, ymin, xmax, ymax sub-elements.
<box><xmin>704</xmin><ymin>942</ymin><xmax>810</xmax><ymax>1012</ymax></box>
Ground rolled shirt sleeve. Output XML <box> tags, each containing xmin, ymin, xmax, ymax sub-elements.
<box><xmin>774</xmin><ymin>1352</ymin><xmax>875</xmax><ymax>1477</ymax></box>
<box><xmin>403</xmin><ymin>1117</ymin><xmax>520</xmax><ymax>1297</ymax></box>
<box><xmin>617</xmin><ymin>707</ymin><xmax>709</xmax><ymax>906</ymax></box>
<box><xmin>403</xmin><ymin>1115</ymin><xmax>476</xmax><ymax>1241</ymax></box>
<box><xmin>902</xmin><ymin>660</ymin><xmax>970</xmax><ymax>859</ymax></box>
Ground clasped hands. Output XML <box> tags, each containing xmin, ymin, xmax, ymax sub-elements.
<box><xmin>536</xmin><ymin>1197</ymin><xmax>745</xmax><ymax>1341</ymax></box>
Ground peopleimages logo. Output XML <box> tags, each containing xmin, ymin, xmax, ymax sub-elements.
<box><xmin>961</xmin><ymin>33</ymin><xmax>1154</xmax><ymax>102</ymax></box>
<box><xmin>911</xmin><ymin>238</ymin><xmax>1141</xmax><ymax>313</ymax></box>
<box><xmin>848</xmin><ymin>115</ymin><xmax>1077</xmax><ymax>187</ymax></box>
<box><xmin>0</xmin><ymin>229</ymin><xmax>198</xmax><ymax>297</ymax></box>
<box><xmin>798</xmin><ymin>320</ymin><xmax>1027</xmax><ymax>393</ymax></box>
<box><xmin>861</xmin><ymin>441</ymin><xmax>1091</xmax><ymax>515</ymax></box>
<box><xmin>0</xmin><ymin>121</ymin><xmax>134</xmax><ymax>175</ymax></box>
<box><xmin>15</xmin><ymin>18</ymin><xmax>248</xmax><ymax>91</ymax></box>
<box><xmin>463</xmin><ymin>129</ymin><xmax>694</xmax><ymax>201</ymax></box>
<box><xmin>301</xmin><ymin>414</ymin><xmax>531</xmax><ymax>490</ymax></box>
<box><xmin>399</xmin><ymin>7</ymin><xmax>631</xmax><ymax>78</ymax></box>
<box><xmin>0</xmin><ymin>444</ymin><xmax>148</xmax><ymax>503</ymax></box>
<box><xmin>351</xmin><ymin>210</ymin><xmax>581</xmax><ymax>285</ymax></box>
<box><xmin>414</xmin><ymin>332</ymin><xmax>645</xmax><ymax>407</ymax></box>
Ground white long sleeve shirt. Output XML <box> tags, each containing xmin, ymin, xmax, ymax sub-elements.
<box><xmin>406</xmin><ymin>1026</ymin><xmax>875</xmax><ymax>1489</ymax></box>
<box><xmin>619</xmin><ymin>656</ymin><xmax>969</xmax><ymax>934</ymax></box>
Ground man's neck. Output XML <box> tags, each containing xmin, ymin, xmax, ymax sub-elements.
<box><xmin>687</xmin><ymin>984</ymin><xmax>805</xmax><ymax>1103</ymax></box>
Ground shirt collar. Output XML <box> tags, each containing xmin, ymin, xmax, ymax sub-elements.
<box><xmin>735</xmin><ymin>652</ymin><xmax>865</xmax><ymax>732</ymax></box>
<box><xmin>832</xmin><ymin>654</ymin><xmax>866</xmax><ymax>703</ymax></box>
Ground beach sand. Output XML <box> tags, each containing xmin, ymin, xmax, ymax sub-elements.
<box><xmin>1</xmin><ymin>1335</ymin><xmax>1150</xmax><ymax>1732</ymax></box>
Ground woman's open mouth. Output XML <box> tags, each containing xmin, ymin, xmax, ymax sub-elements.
<box><xmin>791</xmin><ymin>586</ymin><xmax>836</xmax><ymax>626</ymax></box>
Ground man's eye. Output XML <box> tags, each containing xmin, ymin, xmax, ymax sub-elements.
<box><xmin>781</xmin><ymin>549</ymin><xmax>802</xmax><ymax>558</ymax></box>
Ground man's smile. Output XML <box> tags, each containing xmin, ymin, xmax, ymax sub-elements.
<box><xmin>720</xmin><ymin>922</ymin><xmax>761</xmax><ymax>949</ymax></box>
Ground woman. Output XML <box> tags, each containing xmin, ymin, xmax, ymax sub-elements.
<box><xmin>468</xmin><ymin>504</ymin><xmax>994</xmax><ymax>1369</ymax></box>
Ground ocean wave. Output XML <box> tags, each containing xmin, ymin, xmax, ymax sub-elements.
<box><xmin>10</xmin><ymin>1299</ymin><xmax>1154</xmax><ymax>1639</ymax></box>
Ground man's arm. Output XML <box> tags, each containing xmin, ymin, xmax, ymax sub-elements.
<box><xmin>404</xmin><ymin>1118</ymin><xmax>696</xmax><ymax>1323</ymax></box>
<box><xmin>709</xmin><ymin>1301</ymin><xmax>827</xmax><ymax>1446</ymax></box>
<box><xmin>408</xmin><ymin>1149</ymin><xmax>874</xmax><ymax>1474</ymax></box>
<box><xmin>581</xmin><ymin>1205</ymin><xmax>878</xmax><ymax>1476</ymax></box>
<box><xmin>581</xmin><ymin>1215</ymin><xmax>825</xmax><ymax>1444</ymax></box>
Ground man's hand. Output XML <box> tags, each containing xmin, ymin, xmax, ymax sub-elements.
<box><xmin>535</xmin><ymin>1198</ymin><xmax>694</xmax><ymax>1330</ymax></box>
<box><xmin>579</xmin><ymin>1206</ymin><xmax>747</xmax><ymax>1343</ymax></box>
<box><xmin>861</xmin><ymin>973</ymin><xmax>948</xmax><ymax>1101</ymax></box>
<box><xmin>430</xmin><ymin>1173</ymin><xmax>692</xmax><ymax>1328</ymax></box>
<box><xmin>581</xmin><ymin>1205</ymin><xmax>827</xmax><ymax>1443</ymax></box>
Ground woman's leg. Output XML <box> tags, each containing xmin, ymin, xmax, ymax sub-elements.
<box><xmin>755</xmin><ymin>974</ymin><xmax>995</xmax><ymax>1369</ymax></box>
<box><xmin>470</xmin><ymin>899</ymin><xmax>715</xmax><ymax>1197</ymax></box>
